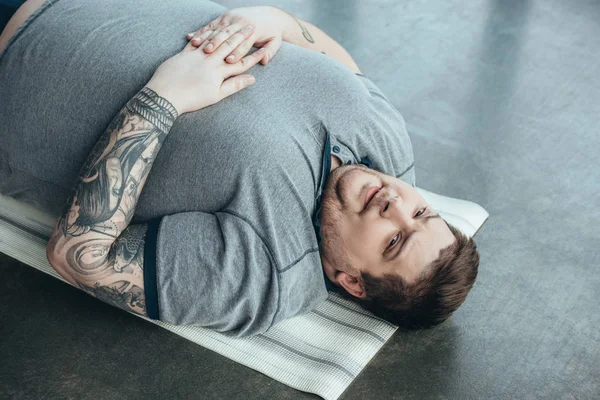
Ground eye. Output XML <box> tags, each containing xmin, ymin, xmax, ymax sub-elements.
<box><xmin>415</xmin><ymin>207</ymin><xmax>427</xmax><ymax>217</ymax></box>
<box><xmin>388</xmin><ymin>233</ymin><xmax>399</xmax><ymax>249</ymax></box>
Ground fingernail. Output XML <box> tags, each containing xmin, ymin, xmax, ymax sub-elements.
<box><xmin>227</xmin><ymin>55</ymin><xmax>235</xmax><ymax>61</ymax></box>
<box><xmin>186</xmin><ymin>32</ymin><xmax>194</xmax><ymax>38</ymax></box>
<box><xmin>246</xmin><ymin>76</ymin><xmax>255</xmax><ymax>85</ymax></box>
<box><xmin>243</xmin><ymin>25</ymin><xmax>254</xmax><ymax>32</ymax></box>
<box><xmin>206</xmin><ymin>43</ymin><xmax>214</xmax><ymax>51</ymax></box>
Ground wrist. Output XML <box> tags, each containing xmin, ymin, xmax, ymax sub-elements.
<box><xmin>130</xmin><ymin>86</ymin><xmax>179</xmax><ymax>133</ymax></box>
<box><xmin>271</xmin><ymin>6</ymin><xmax>298</xmax><ymax>43</ymax></box>
<box><xmin>144</xmin><ymin>81</ymin><xmax>183</xmax><ymax>117</ymax></box>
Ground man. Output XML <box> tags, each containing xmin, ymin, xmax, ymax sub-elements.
<box><xmin>0</xmin><ymin>0</ymin><xmax>479</xmax><ymax>337</ymax></box>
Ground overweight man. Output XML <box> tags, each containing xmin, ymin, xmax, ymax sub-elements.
<box><xmin>0</xmin><ymin>0</ymin><xmax>479</xmax><ymax>337</ymax></box>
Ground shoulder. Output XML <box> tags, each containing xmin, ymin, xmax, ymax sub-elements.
<box><xmin>272</xmin><ymin>249</ymin><xmax>329</xmax><ymax>326</ymax></box>
<box><xmin>152</xmin><ymin>211</ymin><xmax>281</xmax><ymax>336</ymax></box>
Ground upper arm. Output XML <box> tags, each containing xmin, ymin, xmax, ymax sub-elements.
<box><xmin>153</xmin><ymin>211</ymin><xmax>278</xmax><ymax>336</ymax></box>
<box><xmin>46</xmin><ymin>222</ymin><xmax>150</xmax><ymax>318</ymax></box>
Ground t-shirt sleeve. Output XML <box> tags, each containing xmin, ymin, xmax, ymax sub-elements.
<box><xmin>355</xmin><ymin>73</ymin><xmax>394</xmax><ymax>103</ymax></box>
<box><xmin>336</xmin><ymin>73</ymin><xmax>416</xmax><ymax>185</ymax></box>
<box><xmin>143</xmin><ymin>211</ymin><xmax>279</xmax><ymax>338</ymax></box>
<box><xmin>355</xmin><ymin>73</ymin><xmax>410</xmax><ymax>136</ymax></box>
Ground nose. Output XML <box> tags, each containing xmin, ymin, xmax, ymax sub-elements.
<box><xmin>380</xmin><ymin>192</ymin><xmax>415</xmax><ymax>228</ymax></box>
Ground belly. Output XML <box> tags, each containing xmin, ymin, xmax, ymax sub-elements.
<box><xmin>0</xmin><ymin>0</ymin><xmax>356</xmax><ymax>219</ymax></box>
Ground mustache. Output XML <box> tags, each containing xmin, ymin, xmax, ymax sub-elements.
<box><xmin>324</xmin><ymin>163</ymin><xmax>377</xmax><ymax>210</ymax></box>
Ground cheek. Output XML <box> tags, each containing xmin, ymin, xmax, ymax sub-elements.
<box><xmin>321</xmin><ymin>196</ymin><xmax>378</xmax><ymax>265</ymax></box>
<box><xmin>107</xmin><ymin>168</ymin><xmax>117</xmax><ymax>184</ymax></box>
<box><xmin>354</xmin><ymin>225</ymin><xmax>380</xmax><ymax>261</ymax></box>
<box><xmin>115</xmin><ymin>169</ymin><xmax>123</xmax><ymax>186</ymax></box>
<box><xmin>395</xmin><ymin>179</ymin><xmax>422</xmax><ymax>203</ymax></box>
<box><xmin>338</xmin><ymin>216</ymin><xmax>380</xmax><ymax>266</ymax></box>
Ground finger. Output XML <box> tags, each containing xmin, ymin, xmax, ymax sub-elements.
<box><xmin>213</xmin><ymin>25</ymin><xmax>255</xmax><ymax>58</ymax></box>
<box><xmin>186</xmin><ymin>29</ymin><xmax>214</xmax><ymax>50</ymax></box>
<box><xmin>204</xmin><ymin>23</ymin><xmax>252</xmax><ymax>54</ymax></box>
<box><xmin>226</xmin><ymin>37</ymin><xmax>255</xmax><ymax>63</ymax></box>
<box><xmin>203</xmin><ymin>22</ymin><xmax>243</xmax><ymax>53</ymax></box>
<box><xmin>184</xmin><ymin>14</ymin><xmax>232</xmax><ymax>41</ymax></box>
<box><xmin>203</xmin><ymin>27</ymin><xmax>222</xmax><ymax>47</ymax></box>
<box><xmin>189</xmin><ymin>28</ymin><xmax>214</xmax><ymax>48</ymax></box>
<box><xmin>204</xmin><ymin>18</ymin><xmax>232</xmax><ymax>45</ymax></box>
<box><xmin>218</xmin><ymin>18</ymin><xmax>232</xmax><ymax>29</ymax></box>
<box><xmin>199</xmin><ymin>17</ymin><xmax>222</xmax><ymax>34</ymax></box>
<box><xmin>224</xmin><ymin>47</ymin><xmax>267</xmax><ymax>77</ymax></box>
<box><xmin>258</xmin><ymin>38</ymin><xmax>283</xmax><ymax>66</ymax></box>
<box><xmin>220</xmin><ymin>74</ymin><xmax>256</xmax><ymax>99</ymax></box>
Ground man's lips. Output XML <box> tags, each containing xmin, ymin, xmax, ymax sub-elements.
<box><xmin>363</xmin><ymin>186</ymin><xmax>381</xmax><ymax>211</ymax></box>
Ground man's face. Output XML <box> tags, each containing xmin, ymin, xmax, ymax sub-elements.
<box><xmin>319</xmin><ymin>164</ymin><xmax>455</xmax><ymax>298</ymax></box>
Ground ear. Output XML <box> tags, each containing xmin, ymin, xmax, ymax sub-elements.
<box><xmin>337</xmin><ymin>271</ymin><xmax>366</xmax><ymax>299</ymax></box>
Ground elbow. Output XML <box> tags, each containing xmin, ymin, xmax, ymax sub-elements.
<box><xmin>45</xmin><ymin>243</ymin><xmax>59</xmax><ymax>270</ymax></box>
<box><xmin>46</xmin><ymin>241</ymin><xmax>64</xmax><ymax>277</ymax></box>
<box><xmin>45</xmin><ymin>232</ymin><xmax>74</xmax><ymax>285</ymax></box>
<box><xmin>45</xmin><ymin>231</ymin><xmax>61</xmax><ymax>270</ymax></box>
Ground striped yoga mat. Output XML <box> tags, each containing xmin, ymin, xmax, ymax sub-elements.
<box><xmin>0</xmin><ymin>189</ymin><xmax>488</xmax><ymax>399</ymax></box>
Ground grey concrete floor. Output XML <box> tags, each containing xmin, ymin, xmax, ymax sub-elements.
<box><xmin>1</xmin><ymin>0</ymin><xmax>599</xmax><ymax>398</ymax></box>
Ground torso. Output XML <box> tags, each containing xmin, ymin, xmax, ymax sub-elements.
<box><xmin>0</xmin><ymin>0</ymin><xmax>415</xmax><ymax>330</ymax></box>
<box><xmin>0</xmin><ymin>0</ymin><xmax>414</xmax><ymax>272</ymax></box>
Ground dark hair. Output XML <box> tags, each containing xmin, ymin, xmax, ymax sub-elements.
<box><xmin>342</xmin><ymin>223</ymin><xmax>479</xmax><ymax>329</ymax></box>
<box><xmin>77</xmin><ymin>158</ymin><xmax>116</xmax><ymax>225</ymax></box>
<box><xmin>75</xmin><ymin>129</ymin><xmax>149</xmax><ymax>227</ymax></box>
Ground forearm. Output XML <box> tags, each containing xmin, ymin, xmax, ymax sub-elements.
<box><xmin>276</xmin><ymin>8</ymin><xmax>361</xmax><ymax>74</ymax></box>
<box><xmin>55</xmin><ymin>87</ymin><xmax>176</xmax><ymax>240</ymax></box>
<box><xmin>44</xmin><ymin>27</ymin><xmax>259</xmax><ymax>318</ymax></box>
<box><xmin>47</xmin><ymin>87</ymin><xmax>177</xmax><ymax>295</ymax></box>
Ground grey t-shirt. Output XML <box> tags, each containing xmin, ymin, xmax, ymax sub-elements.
<box><xmin>0</xmin><ymin>0</ymin><xmax>415</xmax><ymax>337</ymax></box>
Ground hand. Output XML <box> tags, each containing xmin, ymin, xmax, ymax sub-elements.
<box><xmin>186</xmin><ymin>6</ymin><xmax>287</xmax><ymax>65</ymax></box>
<box><xmin>145</xmin><ymin>25</ymin><xmax>266</xmax><ymax>115</ymax></box>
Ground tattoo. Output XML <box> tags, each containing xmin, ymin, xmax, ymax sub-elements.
<box><xmin>78</xmin><ymin>281</ymin><xmax>147</xmax><ymax>314</ymax></box>
<box><xmin>289</xmin><ymin>13</ymin><xmax>315</xmax><ymax>43</ymax></box>
<box><xmin>49</xmin><ymin>87</ymin><xmax>177</xmax><ymax>317</ymax></box>
<box><xmin>111</xmin><ymin>224</ymin><xmax>146</xmax><ymax>273</ymax></box>
<box><xmin>74</xmin><ymin>223</ymin><xmax>147</xmax><ymax>314</ymax></box>
<box><xmin>58</xmin><ymin>87</ymin><xmax>177</xmax><ymax>238</ymax></box>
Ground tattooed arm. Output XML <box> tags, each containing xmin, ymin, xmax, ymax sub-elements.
<box><xmin>46</xmin><ymin>30</ymin><xmax>266</xmax><ymax>319</ymax></box>
<box><xmin>46</xmin><ymin>88</ymin><xmax>177</xmax><ymax>317</ymax></box>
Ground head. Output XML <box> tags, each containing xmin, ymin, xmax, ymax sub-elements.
<box><xmin>319</xmin><ymin>163</ymin><xmax>479</xmax><ymax>328</ymax></box>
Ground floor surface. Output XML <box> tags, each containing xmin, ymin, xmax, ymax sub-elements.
<box><xmin>1</xmin><ymin>0</ymin><xmax>599</xmax><ymax>398</ymax></box>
